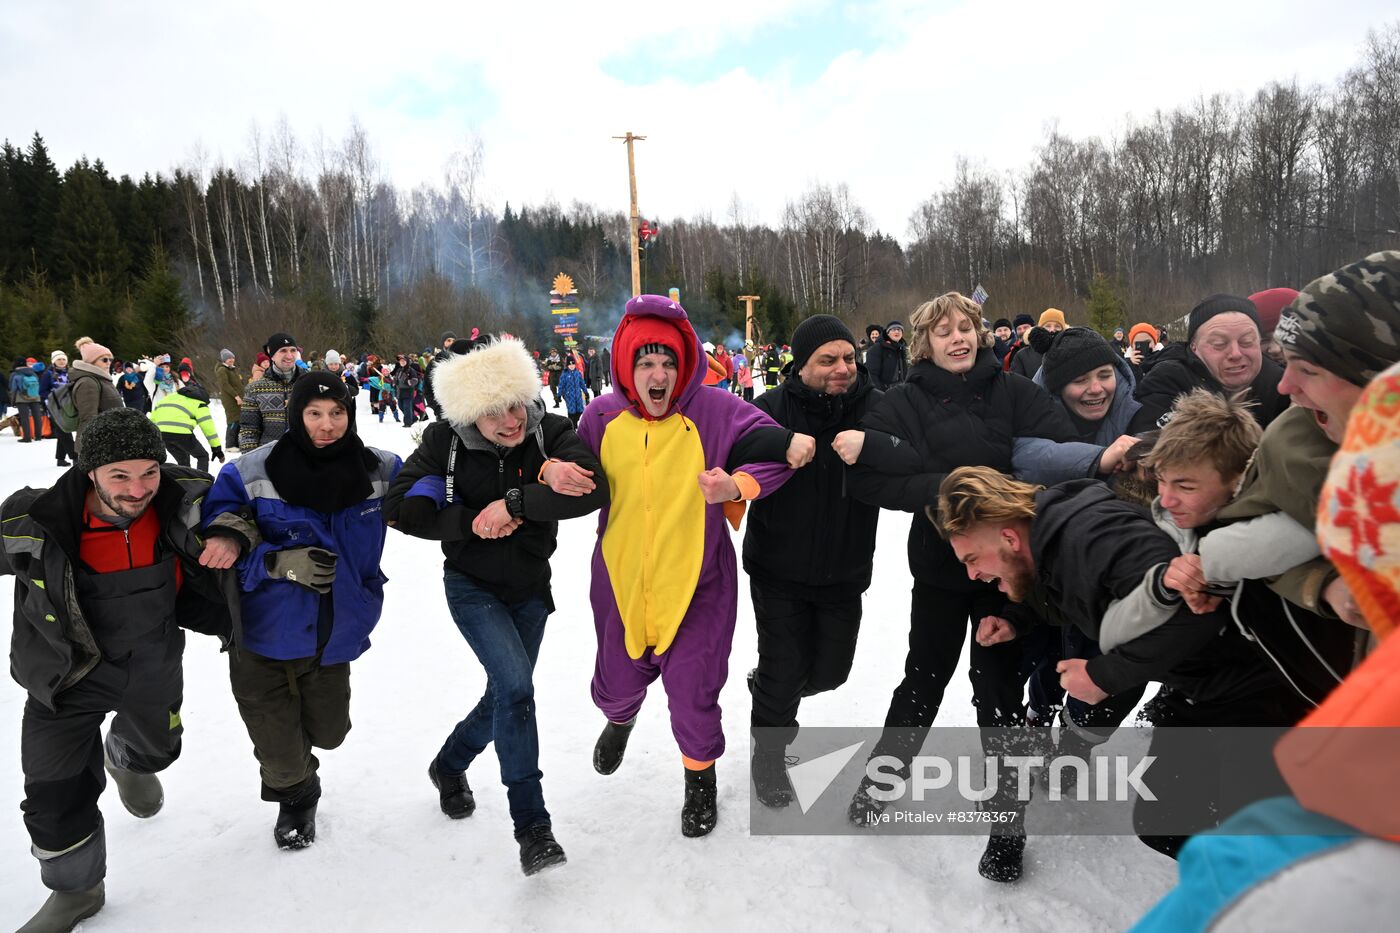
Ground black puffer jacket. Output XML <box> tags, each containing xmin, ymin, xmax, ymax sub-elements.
<box><xmin>383</xmin><ymin>400</ymin><xmax>608</xmax><ymax>607</ymax></box>
<box><xmin>1130</xmin><ymin>343</ymin><xmax>1289</xmax><ymax>432</ymax></box>
<box><xmin>848</xmin><ymin>348</ymin><xmax>1075</xmax><ymax>588</ymax></box>
<box><xmin>865</xmin><ymin>336</ymin><xmax>907</xmax><ymax>390</ymax></box>
<box><xmin>1024</xmin><ymin>480</ymin><xmax>1287</xmax><ymax>705</ymax></box>
<box><xmin>743</xmin><ymin>369</ymin><xmax>885</xmax><ymax>593</ymax></box>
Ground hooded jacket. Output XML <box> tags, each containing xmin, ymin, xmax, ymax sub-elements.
<box><xmin>202</xmin><ymin>442</ymin><xmax>400</xmax><ymax>664</ymax></box>
<box><xmin>579</xmin><ymin>294</ymin><xmax>793</xmax><ymax>659</ymax></box>
<box><xmin>743</xmin><ymin>368</ymin><xmax>884</xmax><ymax>593</ymax></box>
<box><xmin>2</xmin><ymin>465</ymin><xmax>239</xmax><ymax>710</ymax></box>
<box><xmin>9</xmin><ymin>363</ymin><xmax>40</xmax><ymax>403</ymax></box>
<box><xmin>383</xmin><ymin>398</ymin><xmax>607</xmax><ymax>607</ymax></box>
<box><xmin>1012</xmin><ymin>349</ymin><xmax>1142</xmax><ymax>485</ymax></box>
<box><xmin>848</xmin><ymin>347</ymin><xmax>1076</xmax><ymax>588</ymax></box>
<box><xmin>1130</xmin><ymin>342</ymin><xmax>1289</xmax><ymax>433</ymax></box>
<box><xmin>151</xmin><ymin>383</ymin><xmax>222</xmax><ymax>449</ymax></box>
<box><xmin>1022</xmin><ymin>480</ymin><xmax>1285</xmax><ymax>704</ymax></box>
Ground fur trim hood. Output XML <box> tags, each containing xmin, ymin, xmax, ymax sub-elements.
<box><xmin>433</xmin><ymin>337</ymin><xmax>542</xmax><ymax>426</ymax></box>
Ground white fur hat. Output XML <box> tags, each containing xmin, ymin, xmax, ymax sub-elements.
<box><xmin>433</xmin><ymin>337</ymin><xmax>541</xmax><ymax>426</ymax></box>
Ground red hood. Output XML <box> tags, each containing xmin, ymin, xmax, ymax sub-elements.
<box><xmin>611</xmin><ymin>295</ymin><xmax>701</xmax><ymax>420</ymax></box>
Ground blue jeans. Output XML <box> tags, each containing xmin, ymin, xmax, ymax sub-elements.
<box><xmin>439</xmin><ymin>569</ymin><xmax>550</xmax><ymax>833</ymax></box>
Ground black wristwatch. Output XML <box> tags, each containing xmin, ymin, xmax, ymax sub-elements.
<box><xmin>504</xmin><ymin>487</ymin><xmax>525</xmax><ymax>520</ymax></box>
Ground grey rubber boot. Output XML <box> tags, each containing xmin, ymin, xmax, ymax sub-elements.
<box><xmin>16</xmin><ymin>884</ymin><xmax>106</xmax><ymax>933</ymax></box>
<box><xmin>22</xmin><ymin>830</ymin><xmax>107</xmax><ymax>932</ymax></box>
<box><xmin>104</xmin><ymin>745</ymin><xmax>164</xmax><ymax>818</ymax></box>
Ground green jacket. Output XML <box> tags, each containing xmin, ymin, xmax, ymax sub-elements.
<box><xmin>212</xmin><ymin>362</ymin><xmax>246</xmax><ymax>412</ymax></box>
<box><xmin>1218</xmin><ymin>405</ymin><xmax>1339</xmax><ymax>615</ymax></box>
<box><xmin>150</xmin><ymin>387</ymin><xmax>222</xmax><ymax>449</ymax></box>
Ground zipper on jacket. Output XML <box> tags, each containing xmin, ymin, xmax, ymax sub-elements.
<box><xmin>123</xmin><ymin>529</ymin><xmax>133</xmax><ymax>568</ymax></box>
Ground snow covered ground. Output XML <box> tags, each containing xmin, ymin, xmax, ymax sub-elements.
<box><xmin>0</xmin><ymin>389</ymin><xmax>1176</xmax><ymax>932</ymax></box>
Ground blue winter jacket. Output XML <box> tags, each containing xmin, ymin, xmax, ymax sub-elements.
<box><xmin>1011</xmin><ymin>350</ymin><xmax>1142</xmax><ymax>485</ymax></box>
<box><xmin>201</xmin><ymin>443</ymin><xmax>402</xmax><ymax>664</ymax></box>
<box><xmin>559</xmin><ymin>368</ymin><xmax>587</xmax><ymax>414</ymax></box>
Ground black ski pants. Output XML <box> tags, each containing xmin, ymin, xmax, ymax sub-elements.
<box><xmin>749</xmin><ymin>578</ymin><xmax>862</xmax><ymax>742</ymax></box>
<box><xmin>162</xmin><ymin>432</ymin><xmax>209</xmax><ymax>472</ymax></box>
<box><xmin>872</xmin><ymin>580</ymin><xmax>1025</xmax><ymax>764</ymax></box>
<box><xmin>21</xmin><ymin>626</ymin><xmax>185</xmax><ymax>856</ymax></box>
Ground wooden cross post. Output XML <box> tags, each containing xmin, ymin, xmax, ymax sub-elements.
<box><xmin>613</xmin><ymin>131</ymin><xmax>647</xmax><ymax>297</ymax></box>
<box><xmin>738</xmin><ymin>295</ymin><xmax>761</xmax><ymax>346</ymax></box>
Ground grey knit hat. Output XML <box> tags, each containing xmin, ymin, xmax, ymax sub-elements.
<box><xmin>1274</xmin><ymin>251</ymin><xmax>1400</xmax><ymax>387</ymax></box>
<box><xmin>220</xmin><ymin>348</ymin><xmax>236</xmax><ymax>362</ymax></box>
<box><xmin>76</xmin><ymin>408</ymin><xmax>167</xmax><ymax>473</ymax></box>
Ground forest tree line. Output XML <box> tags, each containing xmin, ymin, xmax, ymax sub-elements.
<box><xmin>1</xmin><ymin>23</ymin><xmax>1398</xmax><ymax>369</ymax></box>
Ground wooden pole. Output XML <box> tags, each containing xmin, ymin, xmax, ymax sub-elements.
<box><xmin>738</xmin><ymin>294</ymin><xmax>761</xmax><ymax>345</ymax></box>
<box><xmin>613</xmin><ymin>131</ymin><xmax>646</xmax><ymax>297</ymax></box>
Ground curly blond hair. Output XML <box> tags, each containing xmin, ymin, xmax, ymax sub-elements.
<box><xmin>907</xmin><ymin>292</ymin><xmax>993</xmax><ymax>364</ymax></box>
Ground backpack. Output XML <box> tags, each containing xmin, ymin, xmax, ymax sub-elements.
<box><xmin>21</xmin><ymin>372</ymin><xmax>40</xmax><ymax>400</ymax></box>
<box><xmin>46</xmin><ymin>381</ymin><xmax>79</xmax><ymax>432</ymax></box>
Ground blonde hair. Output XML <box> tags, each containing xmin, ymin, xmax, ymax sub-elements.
<box><xmin>1144</xmin><ymin>389</ymin><xmax>1261</xmax><ymax>481</ymax></box>
<box><xmin>908</xmin><ymin>292</ymin><xmax>993</xmax><ymax>364</ymax></box>
<box><xmin>934</xmin><ymin>466</ymin><xmax>1042</xmax><ymax>538</ymax></box>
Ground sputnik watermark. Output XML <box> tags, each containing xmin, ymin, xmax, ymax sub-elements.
<box><xmin>865</xmin><ymin>753</ymin><xmax>1157</xmax><ymax>804</ymax></box>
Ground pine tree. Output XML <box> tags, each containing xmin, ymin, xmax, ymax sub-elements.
<box><xmin>13</xmin><ymin>133</ymin><xmax>62</xmax><ymax>279</ymax></box>
<box><xmin>53</xmin><ymin>161</ymin><xmax>129</xmax><ymax>293</ymax></box>
<box><xmin>1086</xmin><ymin>273</ymin><xmax>1127</xmax><ymax>338</ymax></box>
<box><xmin>130</xmin><ymin>245</ymin><xmax>190</xmax><ymax>356</ymax></box>
<box><xmin>350</xmin><ymin>291</ymin><xmax>377</xmax><ymax>351</ymax></box>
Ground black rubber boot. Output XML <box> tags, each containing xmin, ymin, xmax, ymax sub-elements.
<box><xmin>274</xmin><ymin>783</ymin><xmax>320</xmax><ymax>851</ymax></box>
<box><xmin>592</xmin><ymin>718</ymin><xmax>635</xmax><ymax>775</ymax></box>
<box><xmin>515</xmin><ymin>823</ymin><xmax>567</xmax><ymax>876</ymax></box>
<box><xmin>428</xmin><ymin>757</ymin><xmax>475</xmax><ymax>819</ymax></box>
<box><xmin>16</xmin><ymin>884</ymin><xmax>105</xmax><ymax>933</ymax></box>
<box><xmin>104</xmin><ymin>747</ymin><xmax>164</xmax><ymax>818</ymax></box>
<box><xmin>751</xmin><ymin>745</ymin><xmax>794</xmax><ymax>809</ymax></box>
<box><xmin>681</xmin><ymin>764</ymin><xmax>718</xmax><ymax>837</ymax></box>
<box><xmin>978</xmin><ymin>829</ymin><xmax>1027</xmax><ymax>883</ymax></box>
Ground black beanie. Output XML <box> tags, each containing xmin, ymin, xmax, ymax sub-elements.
<box><xmin>885</xmin><ymin>320</ymin><xmax>905</xmax><ymax>332</ymax></box>
<box><xmin>290</xmin><ymin>370</ymin><xmax>353</xmax><ymax>423</ymax></box>
<box><xmin>1033</xmin><ymin>326</ymin><xmax>1120</xmax><ymax>396</ymax></box>
<box><xmin>1186</xmin><ymin>294</ymin><xmax>1259</xmax><ymax>345</ymax></box>
<box><xmin>76</xmin><ymin>408</ymin><xmax>167</xmax><ymax>473</ymax></box>
<box><xmin>993</xmin><ymin>318</ymin><xmax>1012</xmax><ymax>331</ymax></box>
<box><xmin>1013</xmin><ymin>314</ymin><xmax>1035</xmax><ymax>328</ymax></box>
<box><xmin>441</xmin><ymin>331</ymin><xmax>457</xmax><ymax>343</ymax></box>
<box><xmin>789</xmin><ymin>314</ymin><xmax>856</xmax><ymax>373</ymax></box>
<box><xmin>264</xmin><ymin>332</ymin><xmax>297</xmax><ymax>356</ymax></box>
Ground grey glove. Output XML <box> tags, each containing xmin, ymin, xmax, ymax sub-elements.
<box><xmin>265</xmin><ymin>547</ymin><xmax>337</xmax><ymax>594</ymax></box>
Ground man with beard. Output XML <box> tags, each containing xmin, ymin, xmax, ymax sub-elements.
<box><xmin>938</xmin><ymin>465</ymin><xmax>1311</xmax><ymax>861</ymax></box>
<box><xmin>201</xmin><ymin>372</ymin><xmax>400</xmax><ymax>851</ymax></box>
<box><xmin>743</xmin><ymin>315</ymin><xmax>891</xmax><ymax>807</ymax></box>
<box><xmin>239</xmin><ymin>333</ymin><xmax>303</xmax><ymax>452</ymax></box>
<box><xmin>2</xmin><ymin>408</ymin><xmax>238</xmax><ymax>932</ymax></box>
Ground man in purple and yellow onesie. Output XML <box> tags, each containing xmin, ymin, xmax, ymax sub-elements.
<box><xmin>578</xmin><ymin>293</ymin><xmax>813</xmax><ymax>837</ymax></box>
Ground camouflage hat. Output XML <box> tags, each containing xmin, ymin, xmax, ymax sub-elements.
<box><xmin>1275</xmin><ymin>251</ymin><xmax>1400</xmax><ymax>387</ymax></box>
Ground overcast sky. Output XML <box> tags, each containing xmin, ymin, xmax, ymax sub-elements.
<box><xmin>3</xmin><ymin>0</ymin><xmax>1393</xmax><ymax>238</ymax></box>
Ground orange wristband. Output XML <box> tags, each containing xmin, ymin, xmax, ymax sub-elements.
<box><xmin>537</xmin><ymin>458</ymin><xmax>561</xmax><ymax>484</ymax></box>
